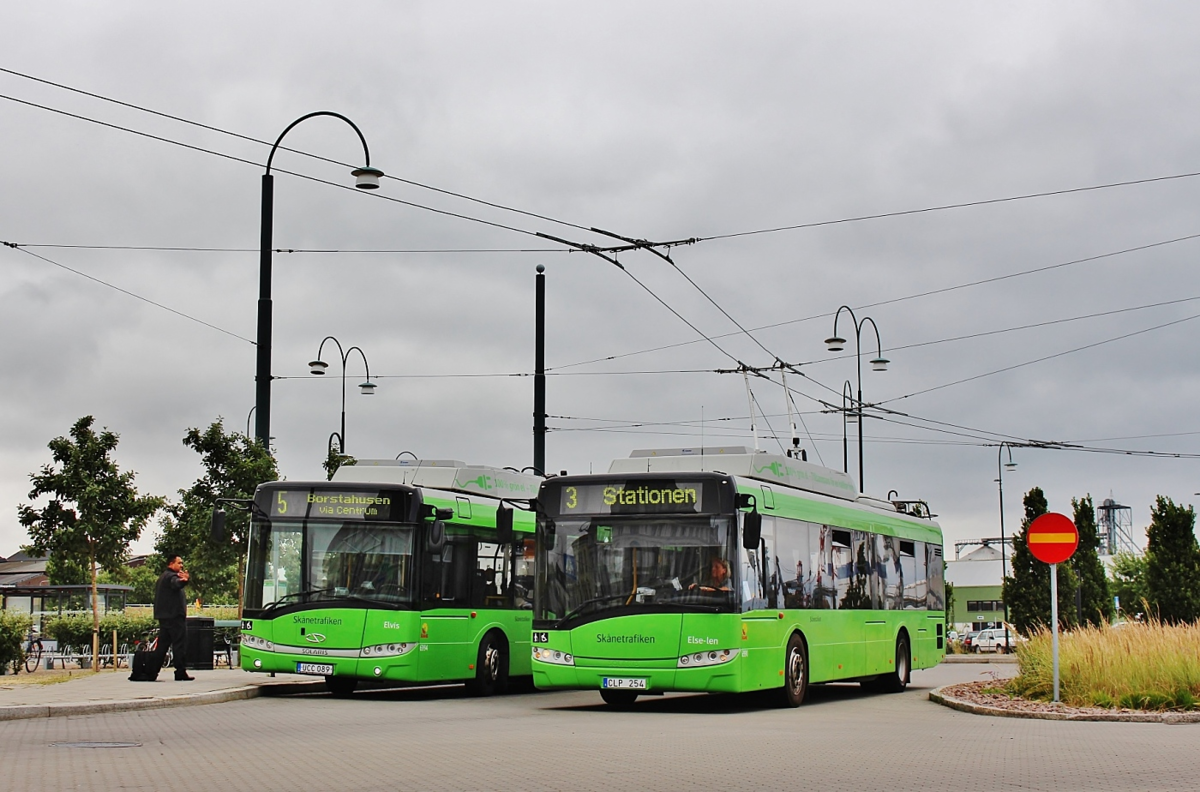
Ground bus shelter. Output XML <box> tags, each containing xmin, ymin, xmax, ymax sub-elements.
<box><xmin>0</xmin><ymin>584</ymin><xmax>133</xmax><ymax>629</ymax></box>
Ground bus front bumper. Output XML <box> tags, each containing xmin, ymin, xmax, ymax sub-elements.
<box><xmin>532</xmin><ymin>657</ymin><xmax>742</xmax><ymax>694</ymax></box>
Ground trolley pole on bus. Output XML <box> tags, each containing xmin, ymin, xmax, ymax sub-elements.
<box><xmin>255</xmin><ymin>112</ymin><xmax>383</xmax><ymax>449</ymax></box>
<box><xmin>533</xmin><ymin>264</ymin><xmax>547</xmax><ymax>476</ymax></box>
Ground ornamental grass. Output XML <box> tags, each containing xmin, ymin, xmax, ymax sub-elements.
<box><xmin>1005</xmin><ymin>619</ymin><xmax>1200</xmax><ymax>710</ymax></box>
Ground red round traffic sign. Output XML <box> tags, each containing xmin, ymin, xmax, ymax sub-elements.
<box><xmin>1027</xmin><ymin>512</ymin><xmax>1079</xmax><ymax>564</ymax></box>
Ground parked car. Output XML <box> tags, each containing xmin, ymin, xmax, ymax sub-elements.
<box><xmin>960</xmin><ymin>631</ymin><xmax>975</xmax><ymax>651</ymax></box>
<box><xmin>972</xmin><ymin>628</ymin><xmax>1019</xmax><ymax>653</ymax></box>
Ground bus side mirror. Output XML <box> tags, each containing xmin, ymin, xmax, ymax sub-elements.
<box><xmin>211</xmin><ymin>508</ymin><xmax>226</xmax><ymax>543</ymax></box>
<box><xmin>427</xmin><ymin>520</ymin><xmax>446</xmax><ymax>553</ymax></box>
<box><xmin>496</xmin><ymin>505</ymin><xmax>514</xmax><ymax>545</ymax></box>
<box><xmin>742</xmin><ymin>511</ymin><xmax>762</xmax><ymax>550</ymax></box>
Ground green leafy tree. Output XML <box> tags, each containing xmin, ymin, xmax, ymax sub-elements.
<box><xmin>323</xmin><ymin>446</ymin><xmax>356</xmax><ymax>481</ymax></box>
<box><xmin>1071</xmin><ymin>495</ymin><xmax>1113</xmax><ymax>626</ymax></box>
<box><xmin>98</xmin><ymin>561</ymin><xmax>162</xmax><ymax>605</ymax></box>
<box><xmin>45</xmin><ymin>554</ymin><xmax>89</xmax><ymax>585</ymax></box>
<box><xmin>1144</xmin><ymin>496</ymin><xmax>1200</xmax><ymax>624</ymax></box>
<box><xmin>154</xmin><ymin>419</ymin><xmax>277</xmax><ymax>613</ymax></box>
<box><xmin>1002</xmin><ymin>487</ymin><xmax>1078</xmax><ymax>634</ymax></box>
<box><xmin>1109</xmin><ymin>551</ymin><xmax>1149</xmax><ymax>620</ymax></box>
<box><xmin>18</xmin><ymin>416</ymin><xmax>163</xmax><ymax>671</ymax></box>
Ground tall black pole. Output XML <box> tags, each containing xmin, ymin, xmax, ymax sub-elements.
<box><xmin>533</xmin><ymin>264</ymin><xmax>546</xmax><ymax>475</ymax></box>
<box><xmin>255</xmin><ymin>173</ymin><xmax>274</xmax><ymax>449</ymax></box>
<box><xmin>998</xmin><ymin>443</ymin><xmax>1013</xmax><ymax>647</ymax></box>
<box><xmin>253</xmin><ymin>111</ymin><xmax>381</xmax><ymax>452</ymax></box>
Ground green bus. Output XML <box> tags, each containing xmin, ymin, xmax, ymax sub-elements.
<box><xmin>531</xmin><ymin>447</ymin><xmax>945</xmax><ymax>708</ymax></box>
<box><xmin>239</xmin><ymin>458</ymin><xmax>540</xmax><ymax>696</ymax></box>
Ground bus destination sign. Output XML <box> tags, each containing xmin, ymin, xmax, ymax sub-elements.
<box><xmin>264</xmin><ymin>488</ymin><xmax>412</xmax><ymax>522</ymax></box>
<box><xmin>559</xmin><ymin>480</ymin><xmax>709</xmax><ymax>516</ymax></box>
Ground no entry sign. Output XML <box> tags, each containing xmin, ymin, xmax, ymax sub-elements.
<box><xmin>1027</xmin><ymin>512</ymin><xmax>1079</xmax><ymax>564</ymax></box>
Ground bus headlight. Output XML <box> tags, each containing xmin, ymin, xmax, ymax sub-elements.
<box><xmin>677</xmin><ymin>648</ymin><xmax>735</xmax><ymax>668</ymax></box>
<box><xmin>532</xmin><ymin>647</ymin><xmax>574</xmax><ymax>666</ymax></box>
<box><xmin>360</xmin><ymin>642</ymin><xmax>416</xmax><ymax>658</ymax></box>
<box><xmin>242</xmin><ymin>634</ymin><xmax>275</xmax><ymax>652</ymax></box>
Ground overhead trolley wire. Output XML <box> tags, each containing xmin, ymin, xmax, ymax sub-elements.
<box><xmin>0</xmin><ymin>66</ymin><xmax>601</xmax><ymax>238</ymax></box>
<box><xmin>1</xmin><ymin>242</ymin><xmax>254</xmax><ymax>344</ymax></box>
<box><xmin>549</xmin><ymin>231</ymin><xmax>1200</xmax><ymax>372</ymax></box>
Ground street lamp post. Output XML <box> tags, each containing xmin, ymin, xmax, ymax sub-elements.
<box><xmin>841</xmin><ymin>380</ymin><xmax>856</xmax><ymax>475</ymax></box>
<box><xmin>533</xmin><ymin>264</ymin><xmax>547</xmax><ymax>476</ymax></box>
<box><xmin>997</xmin><ymin>442</ymin><xmax>1018</xmax><ymax>646</ymax></box>
<box><xmin>309</xmin><ymin>336</ymin><xmax>376</xmax><ymax>453</ymax></box>
<box><xmin>825</xmin><ymin>306</ymin><xmax>889</xmax><ymax>492</ymax></box>
<box><xmin>255</xmin><ymin>112</ymin><xmax>383</xmax><ymax>449</ymax></box>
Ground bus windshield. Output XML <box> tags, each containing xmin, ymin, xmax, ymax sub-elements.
<box><xmin>245</xmin><ymin>519</ymin><xmax>415</xmax><ymax>611</ymax></box>
<box><xmin>535</xmin><ymin>516</ymin><xmax>737</xmax><ymax>625</ymax></box>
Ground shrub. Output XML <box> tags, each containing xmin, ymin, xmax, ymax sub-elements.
<box><xmin>1006</xmin><ymin>618</ymin><xmax>1200</xmax><ymax>709</ymax></box>
<box><xmin>0</xmin><ymin>611</ymin><xmax>33</xmax><ymax>673</ymax></box>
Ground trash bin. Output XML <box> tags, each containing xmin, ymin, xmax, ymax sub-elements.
<box><xmin>186</xmin><ymin>617</ymin><xmax>215</xmax><ymax>671</ymax></box>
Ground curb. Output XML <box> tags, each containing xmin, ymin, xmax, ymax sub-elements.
<box><xmin>0</xmin><ymin>679</ymin><xmax>326</xmax><ymax>722</ymax></box>
<box><xmin>929</xmin><ymin>685</ymin><xmax>1200</xmax><ymax>724</ymax></box>
<box><xmin>941</xmin><ymin>655</ymin><xmax>1018</xmax><ymax>664</ymax></box>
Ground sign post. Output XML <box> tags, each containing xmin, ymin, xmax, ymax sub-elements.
<box><xmin>1026</xmin><ymin>512</ymin><xmax>1079</xmax><ymax>703</ymax></box>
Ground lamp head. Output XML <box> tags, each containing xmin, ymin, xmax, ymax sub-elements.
<box><xmin>352</xmin><ymin>166</ymin><xmax>384</xmax><ymax>190</ymax></box>
<box><xmin>871</xmin><ymin>357</ymin><xmax>890</xmax><ymax>372</ymax></box>
<box><xmin>825</xmin><ymin>336</ymin><xmax>846</xmax><ymax>353</ymax></box>
<box><xmin>309</xmin><ymin>360</ymin><xmax>329</xmax><ymax>375</ymax></box>
<box><xmin>1004</xmin><ymin>460</ymin><xmax>1017</xmax><ymax>472</ymax></box>
<box><xmin>359</xmin><ymin>380</ymin><xmax>377</xmax><ymax>395</ymax></box>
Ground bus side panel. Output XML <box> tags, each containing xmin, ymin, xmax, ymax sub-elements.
<box><xmin>740</xmin><ymin>612</ymin><xmax>788</xmax><ymax>691</ymax></box>
<box><xmin>416</xmin><ymin>610</ymin><xmax>534</xmax><ymax>682</ymax></box>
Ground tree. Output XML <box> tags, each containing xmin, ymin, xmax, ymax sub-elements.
<box><xmin>1144</xmin><ymin>496</ymin><xmax>1200</xmax><ymax>624</ymax></box>
<box><xmin>1002</xmin><ymin>487</ymin><xmax>1078</xmax><ymax>634</ymax></box>
<box><xmin>18</xmin><ymin>416</ymin><xmax>163</xmax><ymax>671</ymax></box>
<box><xmin>1109</xmin><ymin>551</ymin><xmax>1149</xmax><ymax>620</ymax></box>
<box><xmin>323</xmin><ymin>446</ymin><xmax>356</xmax><ymax>481</ymax></box>
<box><xmin>154</xmin><ymin>419</ymin><xmax>277</xmax><ymax>613</ymax></box>
<box><xmin>1070</xmin><ymin>495</ymin><xmax>1113</xmax><ymax>627</ymax></box>
<box><xmin>99</xmin><ymin>560</ymin><xmax>162</xmax><ymax>605</ymax></box>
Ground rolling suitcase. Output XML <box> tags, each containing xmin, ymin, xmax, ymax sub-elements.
<box><xmin>128</xmin><ymin>635</ymin><xmax>164</xmax><ymax>681</ymax></box>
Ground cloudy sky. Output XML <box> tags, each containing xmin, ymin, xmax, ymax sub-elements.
<box><xmin>2</xmin><ymin>2</ymin><xmax>1198</xmax><ymax>559</ymax></box>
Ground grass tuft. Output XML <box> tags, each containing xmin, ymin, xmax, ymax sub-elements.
<box><xmin>1005</xmin><ymin>618</ymin><xmax>1200</xmax><ymax>710</ymax></box>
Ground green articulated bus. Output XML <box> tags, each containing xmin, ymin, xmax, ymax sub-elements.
<box><xmin>531</xmin><ymin>447</ymin><xmax>946</xmax><ymax>708</ymax></box>
<box><xmin>239</xmin><ymin>459</ymin><xmax>541</xmax><ymax>696</ymax></box>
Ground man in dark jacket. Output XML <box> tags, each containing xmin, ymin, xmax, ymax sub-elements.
<box><xmin>154</xmin><ymin>554</ymin><xmax>193</xmax><ymax>681</ymax></box>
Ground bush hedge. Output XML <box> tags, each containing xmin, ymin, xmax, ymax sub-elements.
<box><xmin>0</xmin><ymin>610</ymin><xmax>33</xmax><ymax>674</ymax></box>
<box><xmin>43</xmin><ymin>612</ymin><xmax>158</xmax><ymax>649</ymax></box>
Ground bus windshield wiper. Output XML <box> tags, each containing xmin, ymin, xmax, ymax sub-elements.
<box><xmin>263</xmin><ymin>588</ymin><xmax>335</xmax><ymax>610</ymax></box>
<box><xmin>555</xmin><ymin>593</ymin><xmax>636</xmax><ymax>626</ymax></box>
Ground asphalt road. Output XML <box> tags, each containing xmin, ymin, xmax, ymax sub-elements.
<box><xmin>0</xmin><ymin>662</ymin><xmax>1193</xmax><ymax>792</ymax></box>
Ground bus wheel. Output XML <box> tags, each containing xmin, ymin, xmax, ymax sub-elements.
<box><xmin>600</xmin><ymin>689</ymin><xmax>638</xmax><ymax>709</ymax></box>
<box><xmin>325</xmin><ymin>676</ymin><xmax>358</xmax><ymax>697</ymax></box>
<box><xmin>879</xmin><ymin>635</ymin><xmax>910</xmax><ymax>693</ymax></box>
<box><xmin>467</xmin><ymin>633</ymin><xmax>509</xmax><ymax>696</ymax></box>
<box><xmin>776</xmin><ymin>634</ymin><xmax>808</xmax><ymax>708</ymax></box>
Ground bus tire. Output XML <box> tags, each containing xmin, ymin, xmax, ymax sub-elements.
<box><xmin>878</xmin><ymin>634</ymin><xmax>910</xmax><ymax>693</ymax></box>
<box><xmin>600</xmin><ymin>689</ymin><xmax>639</xmax><ymax>709</ymax></box>
<box><xmin>775</xmin><ymin>634</ymin><xmax>808</xmax><ymax>708</ymax></box>
<box><xmin>466</xmin><ymin>632</ymin><xmax>509</xmax><ymax>697</ymax></box>
<box><xmin>325</xmin><ymin>676</ymin><xmax>358</xmax><ymax>697</ymax></box>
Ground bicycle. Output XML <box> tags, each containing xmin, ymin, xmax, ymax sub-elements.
<box><xmin>22</xmin><ymin>627</ymin><xmax>43</xmax><ymax>674</ymax></box>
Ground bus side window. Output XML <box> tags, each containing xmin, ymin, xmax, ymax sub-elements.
<box><xmin>475</xmin><ymin>538</ymin><xmax>510</xmax><ymax>608</ymax></box>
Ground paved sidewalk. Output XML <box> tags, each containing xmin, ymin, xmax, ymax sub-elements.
<box><xmin>0</xmin><ymin>668</ymin><xmax>324</xmax><ymax>721</ymax></box>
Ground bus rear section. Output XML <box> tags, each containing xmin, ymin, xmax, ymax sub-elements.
<box><xmin>239</xmin><ymin>460</ymin><xmax>540</xmax><ymax>696</ymax></box>
<box><xmin>531</xmin><ymin>449</ymin><xmax>945</xmax><ymax>708</ymax></box>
